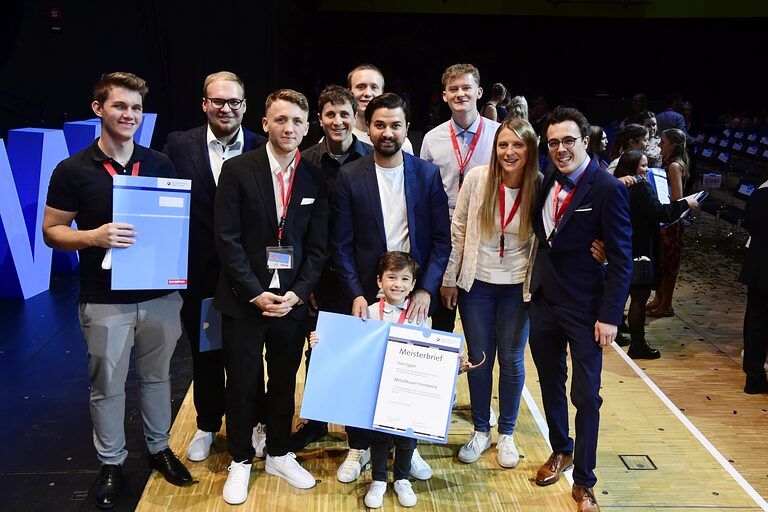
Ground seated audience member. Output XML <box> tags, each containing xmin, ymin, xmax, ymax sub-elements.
<box><xmin>613</xmin><ymin>150</ymin><xmax>700</xmax><ymax>359</ymax></box>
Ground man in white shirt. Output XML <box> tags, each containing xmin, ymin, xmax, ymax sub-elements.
<box><xmin>347</xmin><ymin>63</ymin><xmax>414</xmax><ymax>154</ymax></box>
<box><xmin>422</xmin><ymin>63</ymin><xmax>500</xmax><ymax>332</ymax></box>
<box><xmin>332</xmin><ymin>92</ymin><xmax>451</xmax><ymax>485</ymax></box>
<box><xmin>163</xmin><ymin>72</ymin><xmax>267</xmax><ymax>464</ymax></box>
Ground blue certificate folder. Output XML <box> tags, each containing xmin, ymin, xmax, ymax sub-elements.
<box><xmin>300</xmin><ymin>311</ymin><xmax>461</xmax><ymax>443</ymax></box>
<box><xmin>199</xmin><ymin>298</ymin><xmax>222</xmax><ymax>352</ymax></box>
<box><xmin>111</xmin><ymin>175</ymin><xmax>191</xmax><ymax>290</ymax></box>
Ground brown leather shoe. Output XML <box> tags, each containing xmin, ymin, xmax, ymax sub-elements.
<box><xmin>534</xmin><ymin>452</ymin><xmax>573</xmax><ymax>486</ymax></box>
<box><xmin>572</xmin><ymin>484</ymin><xmax>600</xmax><ymax>512</ymax></box>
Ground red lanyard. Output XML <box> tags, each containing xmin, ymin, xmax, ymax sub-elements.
<box><xmin>498</xmin><ymin>183</ymin><xmax>523</xmax><ymax>258</ymax></box>
<box><xmin>276</xmin><ymin>151</ymin><xmax>301</xmax><ymax>246</ymax></box>
<box><xmin>103</xmin><ymin>161</ymin><xmax>139</xmax><ymax>177</ymax></box>
<box><xmin>449</xmin><ymin>117</ymin><xmax>484</xmax><ymax>190</ymax></box>
<box><xmin>379</xmin><ymin>297</ymin><xmax>408</xmax><ymax>324</ymax></box>
<box><xmin>551</xmin><ymin>171</ymin><xmax>586</xmax><ymax>233</ymax></box>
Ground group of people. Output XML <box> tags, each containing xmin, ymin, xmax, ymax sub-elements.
<box><xmin>43</xmin><ymin>61</ymin><xmax>710</xmax><ymax>512</ymax></box>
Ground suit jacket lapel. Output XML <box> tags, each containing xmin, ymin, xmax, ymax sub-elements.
<box><xmin>192</xmin><ymin>126</ymin><xmax>216</xmax><ymax>191</ymax></box>
<box><xmin>363</xmin><ymin>159</ymin><xmax>387</xmax><ymax>245</ymax></box>
<box><xmin>251</xmin><ymin>148</ymin><xmax>279</xmax><ymax>235</ymax></box>
<box><xmin>534</xmin><ymin>169</ymin><xmax>557</xmax><ymax>240</ymax></box>
<box><xmin>403</xmin><ymin>154</ymin><xmax>418</xmax><ymax>254</ymax></box>
<box><xmin>553</xmin><ymin>163</ymin><xmax>596</xmax><ymax>234</ymax></box>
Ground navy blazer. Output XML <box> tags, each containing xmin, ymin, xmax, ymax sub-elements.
<box><xmin>214</xmin><ymin>146</ymin><xmax>328</xmax><ymax>319</ymax></box>
<box><xmin>531</xmin><ymin>158</ymin><xmax>633</xmax><ymax>325</ymax></box>
<box><xmin>163</xmin><ymin>125</ymin><xmax>266</xmax><ymax>299</ymax></box>
<box><xmin>332</xmin><ymin>152</ymin><xmax>451</xmax><ymax>308</ymax></box>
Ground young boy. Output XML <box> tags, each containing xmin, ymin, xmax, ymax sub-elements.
<box><xmin>311</xmin><ymin>251</ymin><xmax>424</xmax><ymax>507</ymax></box>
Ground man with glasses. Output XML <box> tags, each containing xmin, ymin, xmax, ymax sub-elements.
<box><xmin>164</xmin><ymin>71</ymin><xmax>266</xmax><ymax>463</ymax></box>
<box><xmin>529</xmin><ymin>107</ymin><xmax>632</xmax><ymax>512</ymax></box>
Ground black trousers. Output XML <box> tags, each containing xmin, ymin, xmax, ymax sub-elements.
<box><xmin>743</xmin><ymin>286</ymin><xmax>768</xmax><ymax>384</ymax></box>
<box><xmin>180</xmin><ymin>293</ymin><xmax>228</xmax><ymax>433</ymax></box>
<box><xmin>370</xmin><ymin>431</ymin><xmax>416</xmax><ymax>482</ymax></box>
<box><xmin>223</xmin><ymin>312</ymin><xmax>305</xmax><ymax>461</ymax></box>
<box><xmin>430</xmin><ymin>299</ymin><xmax>458</xmax><ymax>333</ymax></box>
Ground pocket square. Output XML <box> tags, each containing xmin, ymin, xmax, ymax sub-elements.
<box><xmin>300</xmin><ymin>197</ymin><xmax>315</xmax><ymax>205</ymax></box>
<box><xmin>574</xmin><ymin>205</ymin><xmax>593</xmax><ymax>212</ymax></box>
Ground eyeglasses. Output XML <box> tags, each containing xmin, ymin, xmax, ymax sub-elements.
<box><xmin>547</xmin><ymin>136</ymin><xmax>582</xmax><ymax>150</ymax></box>
<box><xmin>205</xmin><ymin>97</ymin><xmax>244</xmax><ymax>110</ymax></box>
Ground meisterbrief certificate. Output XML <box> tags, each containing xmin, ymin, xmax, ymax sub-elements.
<box><xmin>372</xmin><ymin>325</ymin><xmax>461</xmax><ymax>442</ymax></box>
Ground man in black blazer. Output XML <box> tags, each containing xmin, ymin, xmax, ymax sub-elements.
<box><xmin>529</xmin><ymin>107</ymin><xmax>632</xmax><ymax>512</ymax></box>
<box><xmin>163</xmin><ymin>71</ymin><xmax>267</xmax><ymax>463</ymax></box>
<box><xmin>739</xmin><ymin>183</ymin><xmax>768</xmax><ymax>394</ymax></box>
<box><xmin>214</xmin><ymin>89</ymin><xmax>328</xmax><ymax>504</ymax></box>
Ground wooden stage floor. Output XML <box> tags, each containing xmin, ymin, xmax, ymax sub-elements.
<box><xmin>137</xmin><ymin>228</ymin><xmax>768</xmax><ymax>511</ymax></box>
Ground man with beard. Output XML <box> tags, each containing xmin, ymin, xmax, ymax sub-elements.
<box><xmin>164</xmin><ymin>71</ymin><xmax>267</xmax><ymax>463</ymax></box>
<box><xmin>332</xmin><ymin>92</ymin><xmax>451</xmax><ymax>484</ymax></box>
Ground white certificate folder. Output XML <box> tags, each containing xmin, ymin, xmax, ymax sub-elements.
<box><xmin>300</xmin><ymin>312</ymin><xmax>461</xmax><ymax>443</ymax></box>
<box><xmin>111</xmin><ymin>175</ymin><xmax>191</xmax><ymax>290</ymax></box>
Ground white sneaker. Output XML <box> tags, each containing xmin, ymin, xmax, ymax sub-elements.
<box><xmin>223</xmin><ymin>460</ymin><xmax>252</xmax><ymax>505</ymax></box>
<box><xmin>251</xmin><ymin>423</ymin><xmax>266</xmax><ymax>459</ymax></box>
<box><xmin>458</xmin><ymin>430</ymin><xmax>492</xmax><ymax>463</ymax></box>
<box><xmin>265</xmin><ymin>452</ymin><xmax>316</xmax><ymax>489</ymax></box>
<box><xmin>336</xmin><ymin>448</ymin><xmax>370</xmax><ymax>483</ymax></box>
<box><xmin>496</xmin><ymin>433</ymin><xmax>519</xmax><ymax>468</ymax></box>
<box><xmin>186</xmin><ymin>430</ymin><xmax>215</xmax><ymax>462</ymax></box>
<box><xmin>393</xmin><ymin>479</ymin><xmax>417</xmax><ymax>507</ymax></box>
<box><xmin>489</xmin><ymin>407</ymin><xmax>498</xmax><ymax>427</ymax></box>
<box><xmin>409</xmin><ymin>448</ymin><xmax>432</xmax><ymax>480</ymax></box>
<box><xmin>364</xmin><ymin>480</ymin><xmax>388</xmax><ymax>508</ymax></box>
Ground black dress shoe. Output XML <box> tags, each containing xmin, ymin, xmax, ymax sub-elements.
<box><xmin>744</xmin><ymin>378</ymin><xmax>768</xmax><ymax>395</ymax></box>
<box><xmin>614</xmin><ymin>333</ymin><xmax>631</xmax><ymax>347</ymax></box>
<box><xmin>94</xmin><ymin>464</ymin><xmax>122</xmax><ymax>510</ymax></box>
<box><xmin>149</xmin><ymin>448</ymin><xmax>194</xmax><ymax>487</ymax></box>
<box><xmin>289</xmin><ymin>420</ymin><xmax>329</xmax><ymax>452</ymax></box>
<box><xmin>628</xmin><ymin>341</ymin><xmax>661</xmax><ymax>360</ymax></box>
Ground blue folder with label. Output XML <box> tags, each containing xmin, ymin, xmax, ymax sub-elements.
<box><xmin>199</xmin><ymin>297</ymin><xmax>222</xmax><ymax>352</ymax></box>
<box><xmin>300</xmin><ymin>311</ymin><xmax>462</xmax><ymax>443</ymax></box>
<box><xmin>111</xmin><ymin>175</ymin><xmax>191</xmax><ymax>290</ymax></box>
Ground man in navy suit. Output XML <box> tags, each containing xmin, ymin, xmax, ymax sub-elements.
<box><xmin>214</xmin><ymin>89</ymin><xmax>327</xmax><ymax>502</ymax></box>
<box><xmin>529</xmin><ymin>107</ymin><xmax>632</xmax><ymax>512</ymax></box>
<box><xmin>163</xmin><ymin>71</ymin><xmax>267</xmax><ymax>464</ymax></box>
<box><xmin>332</xmin><ymin>92</ymin><xmax>451</xmax><ymax>484</ymax></box>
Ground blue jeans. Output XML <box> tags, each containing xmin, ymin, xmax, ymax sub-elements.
<box><xmin>458</xmin><ymin>280</ymin><xmax>529</xmax><ymax>435</ymax></box>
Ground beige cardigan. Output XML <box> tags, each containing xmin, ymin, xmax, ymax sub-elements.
<box><xmin>441</xmin><ymin>165</ymin><xmax>536</xmax><ymax>301</ymax></box>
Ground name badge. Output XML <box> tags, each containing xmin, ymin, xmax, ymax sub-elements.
<box><xmin>266</xmin><ymin>245</ymin><xmax>294</xmax><ymax>270</ymax></box>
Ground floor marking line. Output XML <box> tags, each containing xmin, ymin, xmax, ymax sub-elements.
<box><xmin>610</xmin><ymin>342</ymin><xmax>768</xmax><ymax>511</ymax></box>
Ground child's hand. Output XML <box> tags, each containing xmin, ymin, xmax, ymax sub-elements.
<box><xmin>309</xmin><ymin>331</ymin><xmax>319</xmax><ymax>348</ymax></box>
<box><xmin>458</xmin><ymin>351</ymin><xmax>486</xmax><ymax>374</ymax></box>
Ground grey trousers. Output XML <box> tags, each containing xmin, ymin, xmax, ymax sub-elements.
<box><xmin>78</xmin><ymin>292</ymin><xmax>182</xmax><ymax>465</ymax></box>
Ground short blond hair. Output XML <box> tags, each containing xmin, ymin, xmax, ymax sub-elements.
<box><xmin>203</xmin><ymin>71</ymin><xmax>244</xmax><ymax>97</ymax></box>
<box><xmin>265</xmin><ymin>89</ymin><xmax>309</xmax><ymax>113</ymax></box>
<box><xmin>441</xmin><ymin>63</ymin><xmax>480</xmax><ymax>88</ymax></box>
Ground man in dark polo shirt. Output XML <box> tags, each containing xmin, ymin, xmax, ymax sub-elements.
<box><xmin>290</xmin><ymin>85</ymin><xmax>372</xmax><ymax>451</ymax></box>
<box><xmin>42</xmin><ymin>72</ymin><xmax>192</xmax><ymax>510</ymax></box>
